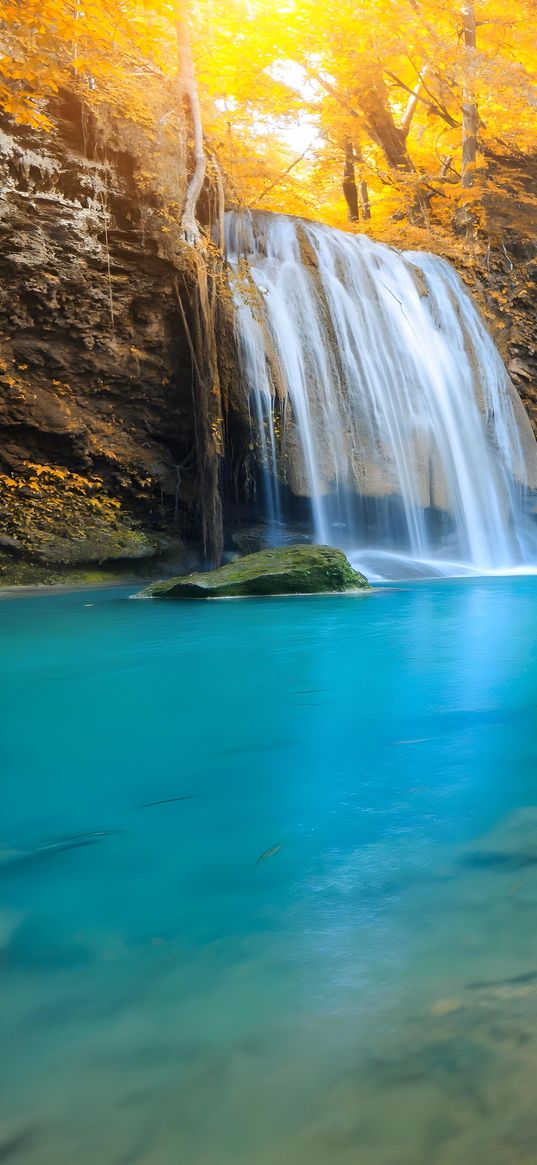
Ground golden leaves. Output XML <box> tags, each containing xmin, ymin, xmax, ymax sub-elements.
<box><xmin>1</xmin><ymin>0</ymin><xmax>536</xmax><ymax>233</ymax></box>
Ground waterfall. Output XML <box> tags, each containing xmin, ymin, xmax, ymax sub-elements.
<box><xmin>226</xmin><ymin>210</ymin><xmax>537</xmax><ymax>580</ymax></box>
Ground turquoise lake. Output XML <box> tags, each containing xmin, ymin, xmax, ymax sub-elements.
<box><xmin>2</xmin><ymin>577</ymin><xmax>537</xmax><ymax>1164</ymax></box>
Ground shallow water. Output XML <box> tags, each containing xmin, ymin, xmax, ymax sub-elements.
<box><xmin>2</xmin><ymin>579</ymin><xmax>537</xmax><ymax>1164</ymax></box>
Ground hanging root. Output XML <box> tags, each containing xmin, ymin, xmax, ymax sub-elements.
<box><xmin>174</xmin><ymin>9</ymin><xmax>231</xmax><ymax>561</ymax></box>
<box><xmin>176</xmin><ymin>12</ymin><xmax>206</xmax><ymax>246</ymax></box>
<box><xmin>209</xmin><ymin>151</ymin><xmax>226</xmax><ymax>254</ymax></box>
<box><xmin>174</xmin><ymin>250</ymin><xmax>225</xmax><ymax>565</ymax></box>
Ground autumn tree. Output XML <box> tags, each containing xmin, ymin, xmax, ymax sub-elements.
<box><xmin>186</xmin><ymin>0</ymin><xmax>537</xmax><ymax>234</ymax></box>
<box><xmin>2</xmin><ymin>0</ymin><xmax>537</xmax><ymax>235</ymax></box>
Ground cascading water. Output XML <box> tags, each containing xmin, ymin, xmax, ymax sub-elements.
<box><xmin>226</xmin><ymin>210</ymin><xmax>537</xmax><ymax>580</ymax></box>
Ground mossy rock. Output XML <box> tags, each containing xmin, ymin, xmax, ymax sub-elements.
<box><xmin>137</xmin><ymin>544</ymin><xmax>369</xmax><ymax>599</ymax></box>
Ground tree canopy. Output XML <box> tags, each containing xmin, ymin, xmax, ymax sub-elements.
<box><xmin>1</xmin><ymin>0</ymin><xmax>536</xmax><ymax>236</ymax></box>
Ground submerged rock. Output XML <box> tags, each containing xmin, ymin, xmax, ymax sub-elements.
<box><xmin>462</xmin><ymin>807</ymin><xmax>537</xmax><ymax>870</ymax></box>
<box><xmin>137</xmin><ymin>544</ymin><xmax>369</xmax><ymax>599</ymax></box>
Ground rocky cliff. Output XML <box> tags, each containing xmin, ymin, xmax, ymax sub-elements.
<box><xmin>0</xmin><ymin>96</ymin><xmax>223</xmax><ymax>584</ymax></box>
<box><xmin>450</xmin><ymin>150</ymin><xmax>537</xmax><ymax>437</ymax></box>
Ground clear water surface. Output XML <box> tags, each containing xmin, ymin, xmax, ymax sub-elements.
<box><xmin>2</xmin><ymin>578</ymin><xmax>537</xmax><ymax>1165</ymax></box>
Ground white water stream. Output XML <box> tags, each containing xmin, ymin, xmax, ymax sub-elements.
<box><xmin>226</xmin><ymin>211</ymin><xmax>537</xmax><ymax>580</ymax></box>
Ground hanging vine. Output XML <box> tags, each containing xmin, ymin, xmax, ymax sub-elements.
<box><xmin>175</xmin><ymin>3</ymin><xmax>226</xmax><ymax>564</ymax></box>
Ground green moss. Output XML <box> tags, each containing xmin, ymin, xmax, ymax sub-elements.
<box><xmin>138</xmin><ymin>544</ymin><xmax>369</xmax><ymax>599</ymax></box>
<box><xmin>0</xmin><ymin>558</ymin><xmax>144</xmax><ymax>589</ymax></box>
<box><xmin>0</xmin><ymin>462</ymin><xmax>164</xmax><ymax>571</ymax></box>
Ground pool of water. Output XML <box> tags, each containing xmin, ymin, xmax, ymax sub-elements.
<box><xmin>2</xmin><ymin>578</ymin><xmax>537</xmax><ymax>1164</ymax></box>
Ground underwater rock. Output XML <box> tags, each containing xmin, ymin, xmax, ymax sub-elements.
<box><xmin>6</xmin><ymin>915</ymin><xmax>92</xmax><ymax>970</ymax></box>
<box><xmin>0</xmin><ymin>1129</ymin><xmax>36</xmax><ymax>1162</ymax></box>
<box><xmin>462</xmin><ymin>807</ymin><xmax>537</xmax><ymax>870</ymax></box>
<box><xmin>430</xmin><ymin>998</ymin><xmax>465</xmax><ymax>1017</ymax></box>
<box><xmin>136</xmin><ymin>544</ymin><xmax>369</xmax><ymax>599</ymax></box>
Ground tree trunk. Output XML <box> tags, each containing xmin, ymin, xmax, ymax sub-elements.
<box><xmin>401</xmin><ymin>68</ymin><xmax>427</xmax><ymax>140</ymax></box>
<box><xmin>308</xmin><ymin>67</ymin><xmax>414</xmax><ymax>174</ymax></box>
<box><xmin>176</xmin><ymin>7</ymin><xmax>205</xmax><ymax>245</ymax></box>
<box><xmin>345</xmin><ymin>138</ymin><xmax>371</xmax><ymax>221</ymax></box>
<box><xmin>358</xmin><ymin>76</ymin><xmax>414</xmax><ymax>172</ymax></box>
<box><xmin>461</xmin><ymin>0</ymin><xmax>478</xmax><ymax>189</ymax></box>
<box><xmin>359</xmin><ymin>178</ymin><xmax>371</xmax><ymax>220</ymax></box>
<box><xmin>343</xmin><ymin>138</ymin><xmax>359</xmax><ymax>221</ymax></box>
<box><xmin>210</xmin><ymin>152</ymin><xmax>226</xmax><ymax>253</ymax></box>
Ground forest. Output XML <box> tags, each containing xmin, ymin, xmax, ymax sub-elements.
<box><xmin>3</xmin><ymin>0</ymin><xmax>537</xmax><ymax>240</ymax></box>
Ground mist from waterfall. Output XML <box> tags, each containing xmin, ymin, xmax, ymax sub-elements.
<box><xmin>226</xmin><ymin>211</ymin><xmax>537</xmax><ymax>580</ymax></box>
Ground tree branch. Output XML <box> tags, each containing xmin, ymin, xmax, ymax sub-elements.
<box><xmin>384</xmin><ymin>70</ymin><xmax>459</xmax><ymax>129</ymax></box>
<box><xmin>253</xmin><ymin>143</ymin><xmax>314</xmax><ymax>204</ymax></box>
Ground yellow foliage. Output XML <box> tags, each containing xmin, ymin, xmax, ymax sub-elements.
<box><xmin>0</xmin><ymin>0</ymin><xmax>535</xmax><ymax>230</ymax></box>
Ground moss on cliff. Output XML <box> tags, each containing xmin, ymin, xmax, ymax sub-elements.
<box><xmin>0</xmin><ymin>461</ymin><xmax>169</xmax><ymax>580</ymax></box>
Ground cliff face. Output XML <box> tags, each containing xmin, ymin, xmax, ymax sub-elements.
<box><xmin>0</xmin><ymin>98</ymin><xmax>207</xmax><ymax>584</ymax></box>
<box><xmin>460</xmin><ymin>243</ymin><xmax>537</xmax><ymax>439</ymax></box>
<box><xmin>436</xmin><ymin>151</ymin><xmax>537</xmax><ymax>436</ymax></box>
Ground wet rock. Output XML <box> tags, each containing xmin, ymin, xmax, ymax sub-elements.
<box><xmin>137</xmin><ymin>544</ymin><xmax>369</xmax><ymax>599</ymax></box>
<box><xmin>229</xmin><ymin>525</ymin><xmax>311</xmax><ymax>556</ymax></box>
